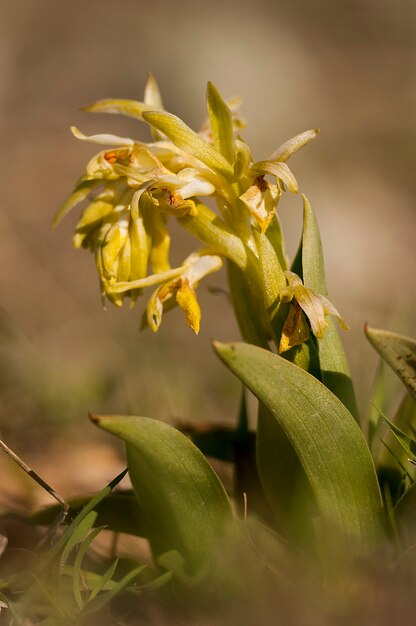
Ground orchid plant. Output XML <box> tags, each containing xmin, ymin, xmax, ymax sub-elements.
<box><xmin>2</xmin><ymin>76</ymin><xmax>415</xmax><ymax>624</ymax></box>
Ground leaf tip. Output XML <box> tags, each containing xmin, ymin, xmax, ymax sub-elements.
<box><xmin>88</xmin><ymin>412</ymin><xmax>101</xmax><ymax>425</ymax></box>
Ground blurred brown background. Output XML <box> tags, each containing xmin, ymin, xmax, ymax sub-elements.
<box><xmin>0</xmin><ymin>0</ymin><xmax>415</xmax><ymax>504</ymax></box>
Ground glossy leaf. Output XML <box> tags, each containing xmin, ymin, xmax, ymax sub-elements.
<box><xmin>142</xmin><ymin>111</ymin><xmax>234</xmax><ymax>179</ymax></box>
<box><xmin>365</xmin><ymin>326</ymin><xmax>416</xmax><ymax>402</ymax></box>
<box><xmin>90</xmin><ymin>414</ymin><xmax>233</xmax><ymax>572</ymax></box>
<box><xmin>301</xmin><ymin>194</ymin><xmax>359</xmax><ymax>421</ymax></box>
<box><xmin>213</xmin><ymin>341</ymin><xmax>385</xmax><ymax>554</ymax></box>
<box><xmin>206</xmin><ymin>82</ymin><xmax>234</xmax><ymax>163</ymax></box>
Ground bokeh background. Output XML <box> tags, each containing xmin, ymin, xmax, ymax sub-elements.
<box><xmin>0</xmin><ymin>0</ymin><xmax>415</xmax><ymax>507</ymax></box>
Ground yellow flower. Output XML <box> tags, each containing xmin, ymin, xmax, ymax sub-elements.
<box><xmin>279</xmin><ymin>271</ymin><xmax>348</xmax><ymax>353</ymax></box>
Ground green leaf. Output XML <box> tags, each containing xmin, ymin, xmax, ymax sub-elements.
<box><xmin>365</xmin><ymin>326</ymin><xmax>416</xmax><ymax>402</ymax></box>
<box><xmin>90</xmin><ymin>414</ymin><xmax>234</xmax><ymax>573</ymax></box>
<box><xmin>270</xmin><ymin>129</ymin><xmax>320</xmax><ymax>162</ymax></box>
<box><xmin>301</xmin><ymin>194</ymin><xmax>359</xmax><ymax>421</ymax></box>
<box><xmin>374</xmin><ymin>394</ymin><xmax>416</xmax><ymax>503</ymax></box>
<box><xmin>32</xmin><ymin>492</ymin><xmax>147</xmax><ymax>538</ymax></box>
<box><xmin>142</xmin><ymin>111</ymin><xmax>234</xmax><ymax>179</ymax></box>
<box><xmin>213</xmin><ymin>341</ymin><xmax>385</xmax><ymax>556</ymax></box>
<box><xmin>81</xmin><ymin>98</ymin><xmax>155</xmax><ymax>121</ymax></box>
<box><xmin>367</xmin><ymin>360</ymin><xmax>386</xmax><ymax>447</ymax></box>
<box><xmin>206</xmin><ymin>82</ymin><xmax>234</xmax><ymax>163</ymax></box>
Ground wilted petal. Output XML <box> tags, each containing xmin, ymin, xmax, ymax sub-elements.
<box><xmin>240</xmin><ymin>178</ymin><xmax>280</xmax><ymax>233</ymax></box>
<box><xmin>250</xmin><ymin>160</ymin><xmax>298</xmax><ymax>194</ymax></box>
<box><xmin>176</xmin><ymin>279</ymin><xmax>201</xmax><ymax>334</ymax></box>
<box><xmin>279</xmin><ymin>301</ymin><xmax>310</xmax><ymax>353</ymax></box>
<box><xmin>284</xmin><ymin>270</ymin><xmax>348</xmax><ymax>339</ymax></box>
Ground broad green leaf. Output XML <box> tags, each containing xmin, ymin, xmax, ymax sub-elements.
<box><xmin>178</xmin><ymin>202</ymin><xmax>247</xmax><ymax>270</ymax></box>
<box><xmin>142</xmin><ymin>111</ymin><xmax>234</xmax><ymax>179</ymax></box>
<box><xmin>301</xmin><ymin>194</ymin><xmax>359</xmax><ymax>421</ymax></box>
<box><xmin>90</xmin><ymin>414</ymin><xmax>234</xmax><ymax>572</ymax></box>
<box><xmin>270</xmin><ymin>129</ymin><xmax>320</xmax><ymax>162</ymax></box>
<box><xmin>206</xmin><ymin>82</ymin><xmax>234</xmax><ymax>163</ymax></box>
<box><xmin>256</xmin><ymin>403</ymin><xmax>316</xmax><ymax>546</ymax></box>
<box><xmin>213</xmin><ymin>341</ymin><xmax>385</xmax><ymax>555</ymax></box>
<box><xmin>81</xmin><ymin>98</ymin><xmax>154</xmax><ymax>121</ymax></box>
<box><xmin>365</xmin><ymin>326</ymin><xmax>416</xmax><ymax>402</ymax></box>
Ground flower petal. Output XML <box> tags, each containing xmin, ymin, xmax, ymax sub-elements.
<box><xmin>250</xmin><ymin>161</ymin><xmax>298</xmax><ymax>194</ymax></box>
<box><xmin>240</xmin><ymin>180</ymin><xmax>280</xmax><ymax>233</ymax></box>
<box><xmin>52</xmin><ymin>179</ymin><xmax>103</xmax><ymax>227</ymax></box>
<box><xmin>176</xmin><ymin>279</ymin><xmax>201</xmax><ymax>334</ymax></box>
<box><xmin>279</xmin><ymin>301</ymin><xmax>310</xmax><ymax>353</ymax></box>
<box><xmin>206</xmin><ymin>81</ymin><xmax>234</xmax><ymax>164</ymax></box>
<box><xmin>70</xmin><ymin>126</ymin><xmax>135</xmax><ymax>146</ymax></box>
<box><xmin>270</xmin><ymin>129</ymin><xmax>320</xmax><ymax>162</ymax></box>
<box><xmin>293</xmin><ymin>284</ymin><xmax>327</xmax><ymax>338</ymax></box>
<box><xmin>81</xmin><ymin>99</ymin><xmax>154</xmax><ymax>121</ymax></box>
<box><xmin>142</xmin><ymin>111</ymin><xmax>234</xmax><ymax>180</ymax></box>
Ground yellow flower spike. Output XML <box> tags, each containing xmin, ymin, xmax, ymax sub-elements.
<box><xmin>284</xmin><ymin>271</ymin><xmax>349</xmax><ymax>339</ymax></box>
<box><xmin>176</xmin><ymin>280</ymin><xmax>201</xmax><ymax>334</ymax></box>
<box><xmin>239</xmin><ymin>177</ymin><xmax>281</xmax><ymax>233</ymax></box>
